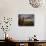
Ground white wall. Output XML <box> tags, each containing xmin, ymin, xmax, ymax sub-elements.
<box><xmin>0</xmin><ymin>0</ymin><xmax>46</xmax><ymax>40</ymax></box>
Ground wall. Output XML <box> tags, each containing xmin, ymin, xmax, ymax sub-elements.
<box><xmin>0</xmin><ymin>0</ymin><xmax>46</xmax><ymax>40</ymax></box>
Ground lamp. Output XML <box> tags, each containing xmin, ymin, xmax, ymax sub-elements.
<box><xmin>29</xmin><ymin>0</ymin><xmax>43</xmax><ymax>8</ymax></box>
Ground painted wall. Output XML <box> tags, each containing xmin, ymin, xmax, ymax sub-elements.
<box><xmin>0</xmin><ymin>0</ymin><xmax>46</xmax><ymax>40</ymax></box>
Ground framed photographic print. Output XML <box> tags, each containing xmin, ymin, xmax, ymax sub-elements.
<box><xmin>18</xmin><ymin>14</ymin><xmax>34</xmax><ymax>26</ymax></box>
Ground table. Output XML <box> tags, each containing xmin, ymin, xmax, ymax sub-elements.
<box><xmin>5</xmin><ymin>39</ymin><xmax>46</xmax><ymax>46</ymax></box>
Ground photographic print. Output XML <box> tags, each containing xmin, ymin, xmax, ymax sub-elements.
<box><xmin>18</xmin><ymin>14</ymin><xmax>34</xmax><ymax>26</ymax></box>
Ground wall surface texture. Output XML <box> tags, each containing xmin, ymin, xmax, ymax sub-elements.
<box><xmin>0</xmin><ymin>0</ymin><xmax>46</xmax><ymax>40</ymax></box>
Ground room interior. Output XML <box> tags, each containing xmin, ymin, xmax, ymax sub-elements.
<box><xmin>0</xmin><ymin>0</ymin><xmax>46</xmax><ymax>46</ymax></box>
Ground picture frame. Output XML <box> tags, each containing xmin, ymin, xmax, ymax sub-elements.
<box><xmin>18</xmin><ymin>14</ymin><xmax>34</xmax><ymax>26</ymax></box>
